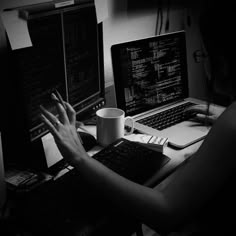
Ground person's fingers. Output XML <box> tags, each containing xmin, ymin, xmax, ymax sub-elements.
<box><xmin>54</xmin><ymin>90</ymin><xmax>66</xmax><ymax>108</ymax></box>
<box><xmin>65</xmin><ymin>102</ymin><xmax>76</xmax><ymax>126</ymax></box>
<box><xmin>40</xmin><ymin>114</ymin><xmax>60</xmax><ymax>139</ymax></box>
<box><xmin>51</xmin><ymin>93</ymin><xmax>69</xmax><ymax>125</ymax></box>
<box><xmin>40</xmin><ymin>105</ymin><xmax>60</xmax><ymax>125</ymax></box>
<box><xmin>185</xmin><ymin>104</ymin><xmax>209</xmax><ymax>115</ymax></box>
<box><xmin>205</xmin><ymin>116</ymin><xmax>215</xmax><ymax>124</ymax></box>
<box><xmin>195</xmin><ymin>113</ymin><xmax>207</xmax><ymax>122</ymax></box>
<box><xmin>193</xmin><ymin>113</ymin><xmax>215</xmax><ymax>125</ymax></box>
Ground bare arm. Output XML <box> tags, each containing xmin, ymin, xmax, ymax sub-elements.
<box><xmin>40</xmin><ymin>92</ymin><xmax>236</xmax><ymax>233</ymax></box>
<box><xmin>162</xmin><ymin>102</ymin><xmax>236</xmax><ymax>227</ymax></box>
<box><xmin>40</xmin><ymin>93</ymin><xmax>171</xmax><ymax>232</ymax></box>
<box><xmin>74</xmin><ymin>154</ymin><xmax>171</xmax><ymax>231</ymax></box>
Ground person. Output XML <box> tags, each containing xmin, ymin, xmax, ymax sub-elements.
<box><xmin>40</xmin><ymin>2</ymin><xmax>236</xmax><ymax>234</ymax></box>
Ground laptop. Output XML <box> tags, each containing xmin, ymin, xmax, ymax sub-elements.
<box><xmin>111</xmin><ymin>31</ymin><xmax>210</xmax><ymax>149</ymax></box>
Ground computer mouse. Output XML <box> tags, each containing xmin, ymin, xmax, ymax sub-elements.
<box><xmin>77</xmin><ymin>131</ymin><xmax>97</xmax><ymax>151</ymax></box>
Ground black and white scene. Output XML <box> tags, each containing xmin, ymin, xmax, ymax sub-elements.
<box><xmin>0</xmin><ymin>0</ymin><xmax>236</xmax><ymax>235</ymax></box>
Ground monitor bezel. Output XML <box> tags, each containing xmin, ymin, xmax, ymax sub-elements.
<box><xmin>111</xmin><ymin>30</ymin><xmax>189</xmax><ymax>117</ymax></box>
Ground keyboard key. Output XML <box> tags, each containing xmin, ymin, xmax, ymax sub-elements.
<box><xmin>137</xmin><ymin>102</ymin><xmax>195</xmax><ymax>130</ymax></box>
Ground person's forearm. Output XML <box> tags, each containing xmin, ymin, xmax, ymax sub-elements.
<box><xmin>74</xmin><ymin>155</ymin><xmax>172</xmax><ymax>231</ymax></box>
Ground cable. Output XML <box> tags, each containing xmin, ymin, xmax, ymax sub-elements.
<box><xmin>186</xmin><ymin>7</ymin><xmax>191</xmax><ymax>28</ymax></box>
<box><xmin>155</xmin><ymin>0</ymin><xmax>163</xmax><ymax>35</ymax></box>
<box><xmin>155</xmin><ymin>2</ymin><xmax>160</xmax><ymax>35</ymax></box>
<box><xmin>159</xmin><ymin>0</ymin><xmax>163</xmax><ymax>35</ymax></box>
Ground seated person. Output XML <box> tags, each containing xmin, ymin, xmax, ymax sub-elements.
<box><xmin>40</xmin><ymin>2</ymin><xmax>236</xmax><ymax>234</ymax></box>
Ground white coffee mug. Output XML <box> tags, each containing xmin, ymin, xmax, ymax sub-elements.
<box><xmin>96</xmin><ymin>108</ymin><xmax>134</xmax><ymax>147</ymax></box>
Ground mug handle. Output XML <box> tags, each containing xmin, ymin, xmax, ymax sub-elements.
<box><xmin>124</xmin><ymin>116</ymin><xmax>135</xmax><ymax>135</ymax></box>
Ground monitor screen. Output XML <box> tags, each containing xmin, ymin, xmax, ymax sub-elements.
<box><xmin>10</xmin><ymin>3</ymin><xmax>104</xmax><ymax>142</ymax></box>
<box><xmin>111</xmin><ymin>31</ymin><xmax>188</xmax><ymax>117</ymax></box>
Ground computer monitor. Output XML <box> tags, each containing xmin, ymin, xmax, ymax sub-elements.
<box><xmin>2</xmin><ymin>2</ymin><xmax>105</xmax><ymax>170</ymax></box>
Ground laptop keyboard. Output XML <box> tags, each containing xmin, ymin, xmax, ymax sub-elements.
<box><xmin>92</xmin><ymin>138</ymin><xmax>170</xmax><ymax>185</ymax></box>
<box><xmin>137</xmin><ymin>102</ymin><xmax>196</xmax><ymax>130</ymax></box>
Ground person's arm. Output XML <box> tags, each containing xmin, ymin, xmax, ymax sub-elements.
<box><xmin>162</xmin><ymin>101</ymin><xmax>236</xmax><ymax>228</ymax></box>
<box><xmin>40</xmin><ymin>92</ymin><xmax>236</xmax><ymax>233</ymax></box>
<box><xmin>76</xmin><ymin>101</ymin><xmax>236</xmax><ymax>231</ymax></box>
<box><xmin>73</xmin><ymin>151</ymin><xmax>171</xmax><ymax>230</ymax></box>
<box><xmin>40</xmin><ymin>93</ymin><xmax>171</xmax><ymax>232</ymax></box>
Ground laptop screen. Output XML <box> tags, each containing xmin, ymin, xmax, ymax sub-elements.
<box><xmin>111</xmin><ymin>31</ymin><xmax>189</xmax><ymax>116</ymax></box>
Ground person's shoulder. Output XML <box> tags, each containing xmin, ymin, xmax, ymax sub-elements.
<box><xmin>197</xmin><ymin>102</ymin><xmax>236</xmax><ymax>157</ymax></box>
<box><xmin>217</xmin><ymin>102</ymin><xmax>236</xmax><ymax>131</ymax></box>
<box><xmin>228</xmin><ymin>101</ymin><xmax>236</xmax><ymax>110</ymax></box>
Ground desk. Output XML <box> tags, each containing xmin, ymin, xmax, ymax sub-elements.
<box><xmin>1</xmin><ymin>125</ymin><xmax>203</xmax><ymax>236</ymax></box>
<box><xmin>81</xmin><ymin>125</ymin><xmax>203</xmax><ymax>187</ymax></box>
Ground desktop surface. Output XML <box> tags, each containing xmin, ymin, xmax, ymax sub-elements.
<box><xmin>2</xmin><ymin>85</ymin><xmax>208</xmax><ymax>236</ymax></box>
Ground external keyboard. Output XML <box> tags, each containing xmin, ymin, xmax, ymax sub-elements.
<box><xmin>92</xmin><ymin>138</ymin><xmax>170</xmax><ymax>185</ymax></box>
<box><xmin>137</xmin><ymin>102</ymin><xmax>196</xmax><ymax>130</ymax></box>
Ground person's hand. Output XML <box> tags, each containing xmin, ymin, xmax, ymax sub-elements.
<box><xmin>40</xmin><ymin>93</ymin><xmax>88</xmax><ymax>165</ymax></box>
<box><xmin>185</xmin><ymin>104</ymin><xmax>225</xmax><ymax>125</ymax></box>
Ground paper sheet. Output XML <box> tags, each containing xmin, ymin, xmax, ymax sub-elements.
<box><xmin>94</xmin><ymin>0</ymin><xmax>109</xmax><ymax>23</ymax></box>
<box><xmin>42</xmin><ymin>133</ymin><xmax>63</xmax><ymax>168</ymax></box>
<box><xmin>1</xmin><ymin>10</ymin><xmax>32</xmax><ymax>50</ymax></box>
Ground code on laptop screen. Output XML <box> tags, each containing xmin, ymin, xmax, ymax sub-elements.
<box><xmin>111</xmin><ymin>31</ymin><xmax>189</xmax><ymax>116</ymax></box>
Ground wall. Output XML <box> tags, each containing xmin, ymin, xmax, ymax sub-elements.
<box><xmin>103</xmin><ymin>1</ymin><xmax>207</xmax><ymax>100</ymax></box>
<box><xmin>0</xmin><ymin>0</ymin><xmax>208</xmax><ymax>101</ymax></box>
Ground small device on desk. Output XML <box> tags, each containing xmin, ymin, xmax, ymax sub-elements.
<box><xmin>5</xmin><ymin>169</ymin><xmax>52</xmax><ymax>192</ymax></box>
<box><xmin>76</xmin><ymin>121</ymin><xmax>98</xmax><ymax>151</ymax></box>
<box><xmin>77</xmin><ymin>131</ymin><xmax>97</xmax><ymax>151</ymax></box>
